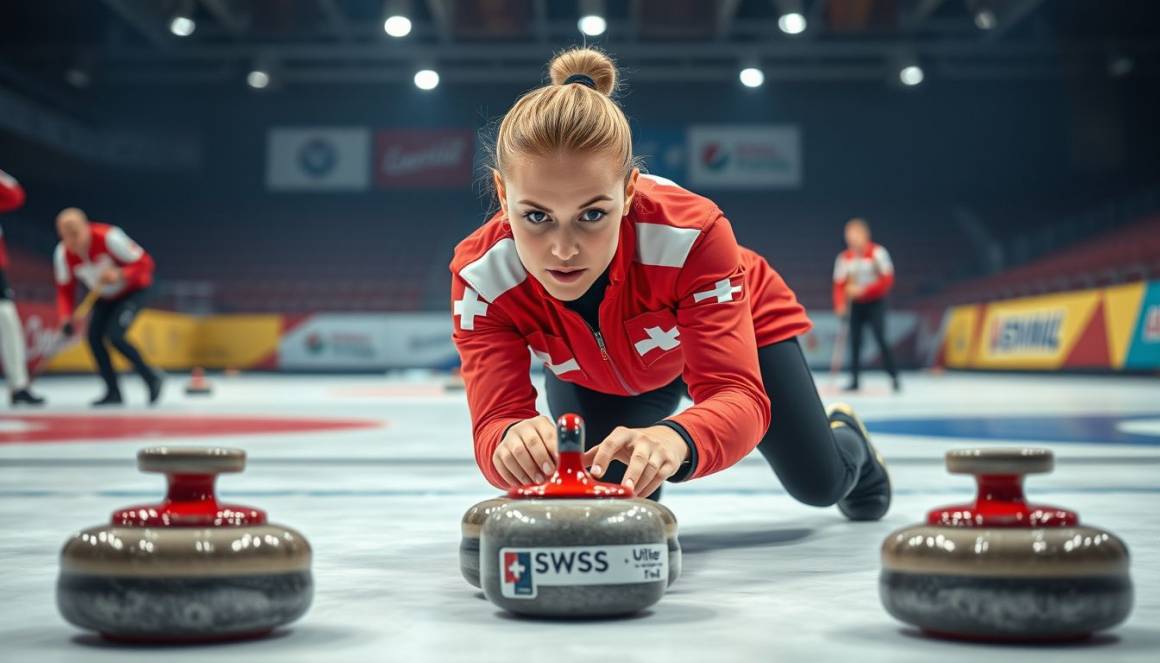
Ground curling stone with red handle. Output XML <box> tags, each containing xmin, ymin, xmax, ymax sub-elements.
<box><xmin>57</xmin><ymin>447</ymin><xmax>313</xmax><ymax>642</ymax></box>
<box><xmin>880</xmin><ymin>448</ymin><xmax>1132</xmax><ymax>642</ymax></box>
<box><xmin>478</xmin><ymin>414</ymin><xmax>674</xmax><ymax>617</ymax></box>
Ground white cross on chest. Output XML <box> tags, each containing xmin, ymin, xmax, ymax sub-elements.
<box><xmin>453</xmin><ymin>288</ymin><xmax>489</xmax><ymax>330</ymax></box>
<box><xmin>508</xmin><ymin>558</ymin><xmax>526</xmax><ymax>579</ymax></box>
<box><xmin>693</xmin><ymin>278</ymin><xmax>742</xmax><ymax>304</ymax></box>
<box><xmin>75</xmin><ymin>255</ymin><xmax>118</xmax><ymax>292</ymax></box>
<box><xmin>634</xmin><ymin>326</ymin><xmax>680</xmax><ymax>356</ymax></box>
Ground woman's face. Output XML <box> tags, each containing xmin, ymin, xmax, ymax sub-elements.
<box><xmin>495</xmin><ymin>153</ymin><xmax>638</xmax><ymax>302</ymax></box>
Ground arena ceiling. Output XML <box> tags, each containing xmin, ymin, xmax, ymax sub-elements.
<box><xmin>0</xmin><ymin>0</ymin><xmax>1156</xmax><ymax>91</ymax></box>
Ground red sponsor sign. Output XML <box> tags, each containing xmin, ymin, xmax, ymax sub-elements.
<box><xmin>373</xmin><ymin>129</ymin><xmax>474</xmax><ymax>188</ymax></box>
<box><xmin>14</xmin><ymin>301</ymin><xmax>73</xmax><ymax>374</ymax></box>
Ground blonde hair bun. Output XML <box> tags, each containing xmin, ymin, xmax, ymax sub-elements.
<box><xmin>490</xmin><ymin>46</ymin><xmax>633</xmax><ymax>177</ymax></box>
<box><xmin>549</xmin><ymin>48</ymin><xmax>618</xmax><ymax>96</ymax></box>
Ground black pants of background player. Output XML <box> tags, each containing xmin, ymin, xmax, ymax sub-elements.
<box><xmin>544</xmin><ymin>337</ymin><xmax>871</xmax><ymax>503</ymax></box>
<box><xmin>88</xmin><ymin>288</ymin><xmax>158</xmax><ymax>400</ymax></box>
<box><xmin>848</xmin><ymin>298</ymin><xmax>899</xmax><ymax>390</ymax></box>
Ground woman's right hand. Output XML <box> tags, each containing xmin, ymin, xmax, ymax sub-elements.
<box><xmin>492</xmin><ymin>415</ymin><xmax>558</xmax><ymax>487</ymax></box>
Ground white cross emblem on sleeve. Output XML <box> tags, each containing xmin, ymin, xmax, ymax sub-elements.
<box><xmin>453</xmin><ymin>287</ymin><xmax>489</xmax><ymax>330</ymax></box>
<box><xmin>693</xmin><ymin>278</ymin><xmax>742</xmax><ymax>304</ymax></box>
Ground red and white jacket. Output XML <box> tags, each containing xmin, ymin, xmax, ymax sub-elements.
<box><xmin>450</xmin><ymin>174</ymin><xmax>811</xmax><ymax>489</ymax></box>
<box><xmin>0</xmin><ymin>168</ymin><xmax>26</xmax><ymax>269</ymax></box>
<box><xmin>832</xmin><ymin>243</ymin><xmax>894</xmax><ymax>309</ymax></box>
<box><xmin>54</xmin><ymin>222</ymin><xmax>155</xmax><ymax>320</ymax></box>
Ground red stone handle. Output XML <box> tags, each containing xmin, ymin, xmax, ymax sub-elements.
<box><xmin>928</xmin><ymin>448</ymin><xmax>1077</xmax><ymax>528</ymax></box>
<box><xmin>112</xmin><ymin>447</ymin><xmax>267</xmax><ymax>527</ymax></box>
<box><xmin>508</xmin><ymin>414</ymin><xmax>634</xmax><ymax>499</ymax></box>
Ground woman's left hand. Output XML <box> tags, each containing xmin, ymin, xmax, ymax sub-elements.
<box><xmin>584</xmin><ymin>425</ymin><xmax>690</xmax><ymax>498</ymax></box>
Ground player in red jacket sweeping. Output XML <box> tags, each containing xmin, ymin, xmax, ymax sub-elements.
<box><xmin>54</xmin><ymin>207</ymin><xmax>163</xmax><ymax>406</ymax></box>
<box><xmin>832</xmin><ymin>218</ymin><xmax>901</xmax><ymax>393</ymax></box>
<box><xmin>449</xmin><ymin>48</ymin><xmax>890</xmax><ymax>519</ymax></box>
<box><xmin>0</xmin><ymin>168</ymin><xmax>47</xmax><ymax>406</ymax></box>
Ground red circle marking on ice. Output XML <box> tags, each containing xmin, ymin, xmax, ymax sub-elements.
<box><xmin>0</xmin><ymin>415</ymin><xmax>381</xmax><ymax>444</ymax></box>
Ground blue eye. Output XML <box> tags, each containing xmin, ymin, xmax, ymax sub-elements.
<box><xmin>523</xmin><ymin>210</ymin><xmax>549</xmax><ymax>225</ymax></box>
<box><xmin>580</xmin><ymin>209</ymin><xmax>606</xmax><ymax>223</ymax></box>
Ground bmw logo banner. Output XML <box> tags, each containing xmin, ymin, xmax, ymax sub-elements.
<box><xmin>266</xmin><ymin>127</ymin><xmax>371</xmax><ymax>191</ymax></box>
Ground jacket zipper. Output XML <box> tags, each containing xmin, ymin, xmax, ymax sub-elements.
<box><xmin>586</xmin><ymin>322</ymin><xmax>638</xmax><ymax>396</ymax></box>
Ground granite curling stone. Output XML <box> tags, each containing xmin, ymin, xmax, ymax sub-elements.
<box><xmin>880</xmin><ymin>448</ymin><xmax>1132</xmax><ymax>642</ymax></box>
<box><xmin>478</xmin><ymin>414</ymin><xmax>675</xmax><ymax>617</ymax></box>
<box><xmin>461</xmin><ymin>497</ymin><xmax>681</xmax><ymax>590</ymax></box>
<box><xmin>460</xmin><ymin>496</ymin><xmax>512</xmax><ymax>589</ymax></box>
<box><xmin>57</xmin><ymin>447</ymin><xmax>313</xmax><ymax>643</ymax></box>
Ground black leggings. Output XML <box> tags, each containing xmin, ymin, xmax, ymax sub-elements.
<box><xmin>88</xmin><ymin>289</ymin><xmax>154</xmax><ymax>395</ymax></box>
<box><xmin>544</xmin><ymin>337</ymin><xmax>867</xmax><ymax>503</ymax></box>
<box><xmin>0</xmin><ymin>268</ymin><xmax>12</xmax><ymax>300</ymax></box>
<box><xmin>848</xmin><ymin>298</ymin><xmax>897</xmax><ymax>385</ymax></box>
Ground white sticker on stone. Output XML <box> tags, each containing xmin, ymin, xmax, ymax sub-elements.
<box><xmin>499</xmin><ymin>544</ymin><xmax>668</xmax><ymax>599</ymax></box>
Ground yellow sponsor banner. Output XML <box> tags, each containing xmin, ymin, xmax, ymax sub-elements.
<box><xmin>974</xmin><ymin>291</ymin><xmax>1100</xmax><ymax>370</ymax></box>
<box><xmin>193</xmin><ymin>315</ymin><xmax>282</xmax><ymax>369</ymax></box>
<box><xmin>1102</xmin><ymin>281</ymin><xmax>1147</xmax><ymax>370</ymax></box>
<box><xmin>47</xmin><ymin>310</ymin><xmax>199</xmax><ymax>372</ymax></box>
<box><xmin>941</xmin><ymin>305</ymin><xmax>980</xmax><ymax>369</ymax></box>
<box><xmin>46</xmin><ymin>311</ymin><xmax>282</xmax><ymax>372</ymax></box>
<box><xmin>939</xmin><ymin>282</ymin><xmax>1156</xmax><ymax>372</ymax></box>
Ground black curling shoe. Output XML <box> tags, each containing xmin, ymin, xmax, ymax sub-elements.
<box><xmin>91</xmin><ymin>392</ymin><xmax>123</xmax><ymax>407</ymax></box>
<box><xmin>146</xmin><ymin>371</ymin><xmax>165</xmax><ymax>406</ymax></box>
<box><xmin>828</xmin><ymin>403</ymin><xmax>892</xmax><ymax>522</ymax></box>
<box><xmin>11</xmin><ymin>388</ymin><xmax>46</xmax><ymax>406</ymax></box>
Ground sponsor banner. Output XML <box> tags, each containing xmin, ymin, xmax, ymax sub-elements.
<box><xmin>278</xmin><ymin>313</ymin><xmax>457</xmax><ymax>370</ymax></box>
<box><xmin>687</xmin><ymin>125</ymin><xmax>801</xmax><ymax>189</ymax></box>
<box><xmin>193</xmin><ymin>315</ymin><xmax>283</xmax><ymax>369</ymax></box>
<box><xmin>940</xmin><ymin>305</ymin><xmax>982</xmax><ymax>369</ymax></box>
<box><xmin>499</xmin><ymin>544</ymin><xmax>667</xmax><ymax>600</ymax></box>
<box><xmin>374</xmin><ymin>129</ymin><xmax>474</xmax><ymax>189</ymax></box>
<box><xmin>14</xmin><ymin>301</ymin><xmax>67</xmax><ymax>375</ymax></box>
<box><xmin>1098</xmin><ymin>281</ymin><xmax>1145</xmax><ymax>370</ymax></box>
<box><xmin>41</xmin><ymin>309</ymin><xmax>199</xmax><ymax>372</ymax></box>
<box><xmin>131</xmin><ymin>311</ymin><xmax>201</xmax><ymax>370</ymax></box>
<box><xmin>913</xmin><ymin>306</ymin><xmax>952</xmax><ymax>368</ymax></box>
<box><xmin>634</xmin><ymin>127</ymin><xmax>687</xmax><ymax>184</ymax></box>
<box><xmin>15</xmin><ymin>307</ymin><xmax>285</xmax><ymax>373</ymax></box>
<box><xmin>15</xmin><ymin>309</ymin><xmax>454</xmax><ymax>373</ymax></box>
<box><xmin>936</xmin><ymin>280</ymin><xmax>1159</xmax><ymax>372</ymax></box>
<box><xmin>1124</xmin><ymin>280</ymin><xmax>1160</xmax><ymax>370</ymax></box>
<box><xmin>974</xmin><ymin>291</ymin><xmax>1100</xmax><ymax>370</ymax></box>
<box><xmin>267</xmin><ymin>127</ymin><xmax>371</xmax><ymax>191</ymax></box>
